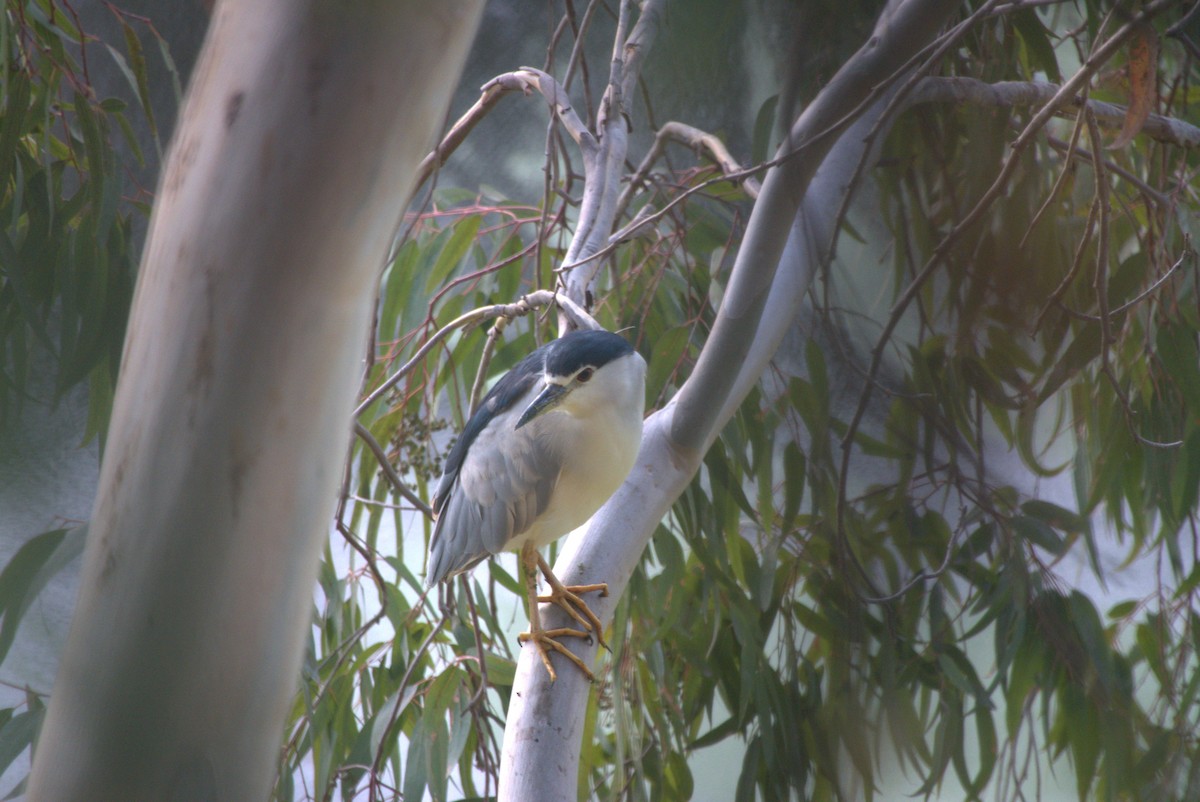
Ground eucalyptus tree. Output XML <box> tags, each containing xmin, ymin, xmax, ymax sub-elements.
<box><xmin>13</xmin><ymin>2</ymin><xmax>486</xmax><ymax>799</ymax></box>
<box><xmin>2</xmin><ymin>1</ymin><xmax>1199</xmax><ymax>801</ymax></box>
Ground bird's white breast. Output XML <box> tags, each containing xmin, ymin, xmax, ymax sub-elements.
<box><xmin>512</xmin><ymin>351</ymin><xmax>645</xmax><ymax>550</ymax></box>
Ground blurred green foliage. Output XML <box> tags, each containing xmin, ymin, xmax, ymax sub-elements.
<box><xmin>0</xmin><ymin>0</ymin><xmax>172</xmax><ymax>439</ymax></box>
<box><xmin>289</xmin><ymin>4</ymin><xmax>1200</xmax><ymax>801</ymax></box>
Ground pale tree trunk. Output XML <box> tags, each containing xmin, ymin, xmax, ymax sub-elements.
<box><xmin>27</xmin><ymin>2</ymin><xmax>483</xmax><ymax>800</ymax></box>
<box><xmin>498</xmin><ymin>1</ymin><xmax>959</xmax><ymax>799</ymax></box>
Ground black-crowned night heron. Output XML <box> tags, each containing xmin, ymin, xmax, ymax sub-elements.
<box><xmin>426</xmin><ymin>329</ymin><xmax>646</xmax><ymax>681</ymax></box>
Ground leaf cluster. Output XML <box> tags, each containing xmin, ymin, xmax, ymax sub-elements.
<box><xmin>0</xmin><ymin>0</ymin><xmax>172</xmax><ymax>438</ymax></box>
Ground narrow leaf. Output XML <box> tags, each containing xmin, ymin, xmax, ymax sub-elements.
<box><xmin>1109</xmin><ymin>23</ymin><xmax>1157</xmax><ymax>150</ymax></box>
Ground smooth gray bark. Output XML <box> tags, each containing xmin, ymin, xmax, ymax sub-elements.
<box><xmin>497</xmin><ymin>1</ymin><xmax>959</xmax><ymax>799</ymax></box>
<box><xmin>910</xmin><ymin>76</ymin><xmax>1200</xmax><ymax>148</ymax></box>
<box><xmin>27</xmin><ymin>2</ymin><xmax>483</xmax><ymax>799</ymax></box>
<box><xmin>560</xmin><ymin>0</ymin><xmax>664</xmax><ymax>309</ymax></box>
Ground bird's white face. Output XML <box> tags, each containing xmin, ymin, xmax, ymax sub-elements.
<box><xmin>573</xmin><ymin>350</ymin><xmax>645</xmax><ymax>418</ymax></box>
<box><xmin>526</xmin><ymin>351</ymin><xmax>646</xmax><ymax>426</ymax></box>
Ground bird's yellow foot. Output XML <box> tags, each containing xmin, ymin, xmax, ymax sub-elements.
<box><xmin>517</xmin><ymin>626</ymin><xmax>594</xmax><ymax>682</ymax></box>
<box><xmin>535</xmin><ymin>554</ymin><xmax>609</xmax><ymax>653</ymax></box>
<box><xmin>519</xmin><ymin>544</ymin><xmax>610</xmax><ymax>682</ymax></box>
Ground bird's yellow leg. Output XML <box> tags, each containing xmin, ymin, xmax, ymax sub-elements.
<box><xmin>534</xmin><ymin>554</ymin><xmax>609</xmax><ymax>653</ymax></box>
<box><xmin>517</xmin><ymin>543</ymin><xmax>594</xmax><ymax>682</ymax></box>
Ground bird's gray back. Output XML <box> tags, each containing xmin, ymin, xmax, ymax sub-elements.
<box><xmin>426</xmin><ymin>347</ymin><xmax>562</xmax><ymax>585</ymax></box>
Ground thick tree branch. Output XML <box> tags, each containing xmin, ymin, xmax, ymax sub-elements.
<box><xmin>1008</xmin><ymin>0</ymin><xmax>1178</xmax><ymax>153</ymax></box>
<box><xmin>496</xmin><ymin>2</ymin><xmax>959</xmax><ymax>800</ymax></box>
<box><xmin>27</xmin><ymin>3</ymin><xmax>484</xmax><ymax>799</ymax></box>
<box><xmin>911</xmin><ymin>76</ymin><xmax>1200</xmax><ymax>149</ymax></box>
<box><xmin>670</xmin><ymin>0</ymin><xmax>958</xmax><ymax>452</ymax></box>
<box><xmin>558</xmin><ymin>0</ymin><xmax>666</xmax><ymax>317</ymax></box>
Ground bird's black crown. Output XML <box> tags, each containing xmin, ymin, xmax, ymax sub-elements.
<box><xmin>543</xmin><ymin>329</ymin><xmax>634</xmax><ymax>376</ymax></box>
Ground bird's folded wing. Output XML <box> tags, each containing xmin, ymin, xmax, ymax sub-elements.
<box><xmin>426</xmin><ymin>416</ymin><xmax>561</xmax><ymax>584</ymax></box>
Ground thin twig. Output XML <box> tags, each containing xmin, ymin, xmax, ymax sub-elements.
<box><xmin>1033</xmin><ymin>196</ymin><xmax>1099</xmax><ymax>334</ymax></box>
<box><xmin>461</xmin><ymin>576</ymin><xmax>493</xmax><ymax>708</ymax></box>
<box><xmin>469</xmin><ymin>316</ymin><xmax>510</xmax><ymax>414</ymax></box>
<box><xmin>1043</xmin><ymin>133</ymin><xmax>1170</xmax><ymax>207</ymax></box>
<box><xmin>855</xmin><ymin>520</ymin><xmax>962</xmax><ymax>603</ymax></box>
<box><xmin>562</xmin><ymin>0</ymin><xmax>603</xmax><ymax>114</ymax></box>
<box><xmin>1087</xmin><ymin>108</ymin><xmax>1181</xmax><ymax>450</ymax></box>
<box><xmin>1167</xmin><ymin>1</ymin><xmax>1200</xmax><ymax>60</ymax></box>
<box><xmin>368</xmin><ymin>618</ymin><xmax>448</xmax><ymax>802</ymax></box>
<box><xmin>282</xmin><ymin>601</ymin><xmax>392</xmax><ymax>763</ymax></box>
<box><xmin>1019</xmin><ymin>98</ymin><xmax>1088</xmax><ymax>250</ymax></box>
<box><xmin>354</xmin><ymin>422</ymin><xmax>434</xmax><ymax>519</ymax></box>
<box><xmin>1066</xmin><ymin>246</ymin><xmax>1191</xmax><ymax>320</ymax></box>
<box><xmin>336</xmin><ymin>521</ymin><xmax>390</xmax><ymax>613</ymax></box>
<box><xmin>354</xmin><ymin>291</ymin><xmax>558</xmax><ymax>418</ymax></box>
<box><xmin>1089</xmin><ymin>106</ymin><xmax>1114</xmax><ymax>354</ymax></box>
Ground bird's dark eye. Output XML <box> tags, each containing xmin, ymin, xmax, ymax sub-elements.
<box><xmin>577</xmin><ymin>367</ymin><xmax>595</xmax><ymax>383</ymax></box>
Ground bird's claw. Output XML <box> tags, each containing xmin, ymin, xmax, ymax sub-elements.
<box><xmin>521</xmin><ymin>549</ymin><xmax>611</xmax><ymax>680</ymax></box>
<box><xmin>518</xmin><ymin>627</ymin><xmax>595</xmax><ymax>682</ymax></box>
<box><xmin>536</xmin><ymin>581</ymin><xmax>610</xmax><ymax>652</ymax></box>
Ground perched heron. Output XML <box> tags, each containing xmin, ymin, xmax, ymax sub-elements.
<box><xmin>426</xmin><ymin>329</ymin><xmax>646</xmax><ymax>681</ymax></box>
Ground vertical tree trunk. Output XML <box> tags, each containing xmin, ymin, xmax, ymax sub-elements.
<box><xmin>27</xmin><ymin>2</ymin><xmax>482</xmax><ymax>799</ymax></box>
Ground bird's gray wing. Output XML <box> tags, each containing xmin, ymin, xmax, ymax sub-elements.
<box><xmin>426</xmin><ymin>408</ymin><xmax>562</xmax><ymax>585</ymax></box>
<box><xmin>426</xmin><ymin>343</ymin><xmax>564</xmax><ymax>587</ymax></box>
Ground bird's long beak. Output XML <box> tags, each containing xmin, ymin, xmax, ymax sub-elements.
<box><xmin>516</xmin><ymin>382</ymin><xmax>568</xmax><ymax>429</ymax></box>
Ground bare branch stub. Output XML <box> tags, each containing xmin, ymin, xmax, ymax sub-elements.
<box><xmin>505</xmin><ymin>67</ymin><xmax>597</xmax><ymax>151</ymax></box>
<box><xmin>410</xmin><ymin>67</ymin><xmax>598</xmax><ymax>197</ymax></box>
<box><xmin>616</xmin><ymin>121</ymin><xmax>762</xmax><ymax>224</ymax></box>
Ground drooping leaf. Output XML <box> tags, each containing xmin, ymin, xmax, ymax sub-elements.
<box><xmin>1109</xmin><ymin>23</ymin><xmax>1158</xmax><ymax>150</ymax></box>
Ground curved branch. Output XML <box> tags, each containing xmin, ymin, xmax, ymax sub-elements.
<box><xmin>615</xmin><ymin>120</ymin><xmax>762</xmax><ymax>221</ymax></box>
<box><xmin>497</xmin><ymin>68</ymin><xmax>596</xmax><ymax>150</ymax></box>
<box><xmin>411</xmin><ymin>78</ymin><xmax>518</xmax><ymax>191</ymax></box>
<box><xmin>496</xmin><ymin>2</ymin><xmax>960</xmax><ymax>800</ymax></box>
<box><xmin>412</xmin><ymin>67</ymin><xmax>595</xmax><ymax>193</ymax></box>
<box><xmin>670</xmin><ymin>0</ymin><xmax>958</xmax><ymax>452</ymax></box>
